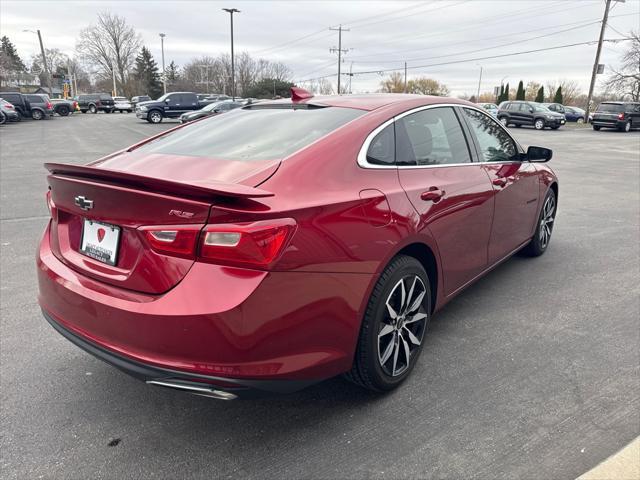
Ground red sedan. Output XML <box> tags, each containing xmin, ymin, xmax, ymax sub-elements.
<box><xmin>37</xmin><ymin>89</ymin><xmax>558</xmax><ymax>399</ymax></box>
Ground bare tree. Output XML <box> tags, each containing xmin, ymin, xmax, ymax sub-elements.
<box><xmin>76</xmin><ymin>12</ymin><xmax>141</xmax><ymax>95</ymax></box>
<box><xmin>606</xmin><ymin>31</ymin><xmax>640</xmax><ymax>101</ymax></box>
<box><xmin>407</xmin><ymin>77</ymin><xmax>450</xmax><ymax>96</ymax></box>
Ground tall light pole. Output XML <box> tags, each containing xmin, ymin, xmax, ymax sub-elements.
<box><xmin>23</xmin><ymin>29</ymin><xmax>52</xmax><ymax>97</ymax></box>
<box><xmin>476</xmin><ymin>65</ymin><xmax>483</xmax><ymax>101</ymax></box>
<box><xmin>159</xmin><ymin>33</ymin><xmax>167</xmax><ymax>94</ymax></box>
<box><xmin>222</xmin><ymin>8</ymin><xmax>240</xmax><ymax>100</ymax></box>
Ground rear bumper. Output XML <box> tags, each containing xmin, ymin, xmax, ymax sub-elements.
<box><xmin>544</xmin><ymin>118</ymin><xmax>565</xmax><ymax>127</ymax></box>
<box><xmin>42</xmin><ymin>309</ymin><xmax>317</xmax><ymax>398</ymax></box>
<box><xmin>592</xmin><ymin>119</ymin><xmax>625</xmax><ymax>128</ymax></box>
<box><xmin>37</xmin><ymin>221</ymin><xmax>371</xmax><ymax>390</ymax></box>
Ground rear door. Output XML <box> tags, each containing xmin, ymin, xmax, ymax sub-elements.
<box><xmin>461</xmin><ymin>107</ymin><xmax>540</xmax><ymax>264</ymax></box>
<box><xmin>396</xmin><ymin>106</ymin><xmax>495</xmax><ymax>296</ymax></box>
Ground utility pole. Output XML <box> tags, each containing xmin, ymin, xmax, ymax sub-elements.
<box><xmin>330</xmin><ymin>25</ymin><xmax>349</xmax><ymax>94</ymax></box>
<box><xmin>476</xmin><ymin>65</ymin><xmax>483</xmax><ymax>101</ymax></box>
<box><xmin>24</xmin><ymin>30</ymin><xmax>52</xmax><ymax>96</ymax></box>
<box><xmin>404</xmin><ymin>61</ymin><xmax>408</xmax><ymax>93</ymax></box>
<box><xmin>112</xmin><ymin>67</ymin><xmax>117</xmax><ymax>97</ymax></box>
<box><xmin>159</xmin><ymin>33</ymin><xmax>167</xmax><ymax>94</ymax></box>
<box><xmin>585</xmin><ymin>0</ymin><xmax>622</xmax><ymax>122</ymax></box>
<box><xmin>223</xmin><ymin>8</ymin><xmax>240</xmax><ymax>100</ymax></box>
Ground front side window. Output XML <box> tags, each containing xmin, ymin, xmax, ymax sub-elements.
<box><xmin>136</xmin><ymin>106</ymin><xmax>364</xmax><ymax>161</ymax></box>
<box><xmin>395</xmin><ymin>107</ymin><xmax>471</xmax><ymax>166</ymax></box>
<box><xmin>366</xmin><ymin>124</ymin><xmax>395</xmax><ymax>165</ymax></box>
<box><xmin>463</xmin><ymin>108</ymin><xmax>518</xmax><ymax>162</ymax></box>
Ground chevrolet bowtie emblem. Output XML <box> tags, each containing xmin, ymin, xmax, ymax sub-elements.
<box><xmin>74</xmin><ymin>195</ymin><xmax>94</xmax><ymax>211</ymax></box>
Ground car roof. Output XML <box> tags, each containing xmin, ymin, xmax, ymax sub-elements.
<box><xmin>257</xmin><ymin>94</ymin><xmax>473</xmax><ymax>112</ymax></box>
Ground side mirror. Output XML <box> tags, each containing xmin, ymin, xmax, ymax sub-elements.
<box><xmin>529</xmin><ymin>107</ymin><xmax>534</xmax><ymax>113</ymax></box>
<box><xmin>526</xmin><ymin>146</ymin><xmax>552</xmax><ymax>162</ymax></box>
<box><xmin>164</xmin><ymin>99</ymin><xmax>170</xmax><ymax>104</ymax></box>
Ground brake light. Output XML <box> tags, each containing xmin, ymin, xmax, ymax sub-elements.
<box><xmin>618</xmin><ymin>113</ymin><xmax>625</xmax><ymax>120</ymax></box>
<box><xmin>199</xmin><ymin>219</ymin><xmax>296</xmax><ymax>268</ymax></box>
<box><xmin>46</xmin><ymin>102</ymin><xmax>52</xmax><ymax>110</ymax></box>
<box><xmin>5</xmin><ymin>103</ymin><xmax>14</xmax><ymax>110</ymax></box>
<box><xmin>139</xmin><ymin>225</ymin><xmax>203</xmax><ymax>259</ymax></box>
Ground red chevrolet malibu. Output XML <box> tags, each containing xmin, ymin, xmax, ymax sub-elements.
<box><xmin>37</xmin><ymin>90</ymin><xmax>558</xmax><ymax>399</ymax></box>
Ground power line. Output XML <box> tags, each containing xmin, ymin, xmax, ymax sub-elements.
<box><xmin>298</xmin><ymin>38</ymin><xmax>630</xmax><ymax>83</ymax></box>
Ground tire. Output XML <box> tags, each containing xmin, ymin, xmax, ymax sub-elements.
<box><xmin>81</xmin><ymin>110</ymin><xmax>87</xmax><ymax>114</ymax></box>
<box><xmin>104</xmin><ymin>109</ymin><xmax>112</xmax><ymax>114</ymax></box>
<box><xmin>499</xmin><ymin>117</ymin><xmax>508</xmax><ymax>127</ymax></box>
<box><xmin>345</xmin><ymin>255</ymin><xmax>431</xmax><ymax>392</ymax></box>
<box><xmin>522</xmin><ymin>188</ymin><xmax>557</xmax><ymax>257</ymax></box>
<box><xmin>534</xmin><ymin>118</ymin><xmax>545</xmax><ymax>130</ymax></box>
<box><xmin>576</xmin><ymin>118</ymin><xmax>584</xmax><ymax>124</ymax></box>
<box><xmin>515</xmin><ymin>124</ymin><xmax>522</xmax><ymax>128</ymax></box>
<box><xmin>593</xmin><ymin>125</ymin><xmax>601</xmax><ymax>131</ymax></box>
<box><xmin>551</xmin><ymin>126</ymin><xmax>560</xmax><ymax>130</ymax></box>
<box><xmin>620</xmin><ymin>121</ymin><xmax>631</xmax><ymax>132</ymax></box>
<box><xmin>31</xmin><ymin>109</ymin><xmax>44</xmax><ymax>120</ymax></box>
<box><xmin>58</xmin><ymin>106</ymin><xmax>70</xmax><ymax>116</ymax></box>
<box><xmin>147</xmin><ymin>110</ymin><xmax>163</xmax><ymax>123</ymax></box>
<box><xmin>89</xmin><ymin>105</ymin><xmax>97</xmax><ymax>114</ymax></box>
<box><xmin>0</xmin><ymin>112</ymin><xmax>6</xmax><ymax>125</ymax></box>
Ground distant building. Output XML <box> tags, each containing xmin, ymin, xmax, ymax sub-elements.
<box><xmin>0</xmin><ymin>71</ymin><xmax>41</xmax><ymax>90</ymax></box>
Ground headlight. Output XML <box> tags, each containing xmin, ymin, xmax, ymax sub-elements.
<box><xmin>139</xmin><ymin>106</ymin><xmax>148</xmax><ymax>112</ymax></box>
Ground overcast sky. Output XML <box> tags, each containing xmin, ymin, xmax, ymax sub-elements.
<box><xmin>1</xmin><ymin>0</ymin><xmax>638</xmax><ymax>95</ymax></box>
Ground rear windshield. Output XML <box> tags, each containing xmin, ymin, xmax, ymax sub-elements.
<box><xmin>596</xmin><ymin>103</ymin><xmax>624</xmax><ymax>113</ymax></box>
<box><xmin>135</xmin><ymin>106</ymin><xmax>364</xmax><ymax>161</ymax></box>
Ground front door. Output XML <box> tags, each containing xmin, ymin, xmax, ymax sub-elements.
<box><xmin>396</xmin><ymin>106</ymin><xmax>495</xmax><ymax>296</ymax></box>
<box><xmin>461</xmin><ymin>107</ymin><xmax>540</xmax><ymax>264</ymax></box>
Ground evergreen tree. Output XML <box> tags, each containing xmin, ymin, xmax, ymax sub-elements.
<box><xmin>504</xmin><ymin>82</ymin><xmax>510</xmax><ymax>102</ymax></box>
<box><xmin>516</xmin><ymin>80</ymin><xmax>525</xmax><ymax>100</ymax></box>
<box><xmin>535</xmin><ymin>86</ymin><xmax>545</xmax><ymax>103</ymax></box>
<box><xmin>497</xmin><ymin>84</ymin><xmax>504</xmax><ymax>103</ymax></box>
<box><xmin>553</xmin><ymin>86</ymin><xmax>563</xmax><ymax>104</ymax></box>
<box><xmin>165</xmin><ymin>60</ymin><xmax>179</xmax><ymax>83</ymax></box>
<box><xmin>134</xmin><ymin>46</ymin><xmax>162</xmax><ymax>98</ymax></box>
<box><xmin>1</xmin><ymin>35</ymin><xmax>27</xmax><ymax>71</ymax></box>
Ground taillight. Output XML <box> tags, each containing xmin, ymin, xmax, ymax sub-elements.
<box><xmin>46</xmin><ymin>102</ymin><xmax>52</xmax><ymax>110</ymax></box>
<box><xmin>199</xmin><ymin>219</ymin><xmax>296</xmax><ymax>268</ymax></box>
<box><xmin>139</xmin><ymin>225</ymin><xmax>203</xmax><ymax>259</ymax></box>
<box><xmin>618</xmin><ymin>113</ymin><xmax>625</xmax><ymax>120</ymax></box>
<box><xmin>6</xmin><ymin>104</ymin><xmax>14</xmax><ymax>110</ymax></box>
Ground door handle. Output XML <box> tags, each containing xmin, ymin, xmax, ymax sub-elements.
<box><xmin>492</xmin><ymin>178</ymin><xmax>507</xmax><ymax>188</ymax></box>
<box><xmin>420</xmin><ymin>188</ymin><xmax>445</xmax><ymax>202</ymax></box>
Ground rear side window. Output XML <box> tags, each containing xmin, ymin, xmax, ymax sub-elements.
<box><xmin>136</xmin><ymin>106</ymin><xmax>364</xmax><ymax>161</ymax></box>
<box><xmin>395</xmin><ymin>107</ymin><xmax>471</xmax><ymax>166</ymax></box>
<box><xmin>366</xmin><ymin>124</ymin><xmax>395</xmax><ymax>165</ymax></box>
<box><xmin>596</xmin><ymin>103</ymin><xmax>624</xmax><ymax>113</ymax></box>
<box><xmin>463</xmin><ymin>108</ymin><xmax>518</xmax><ymax>162</ymax></box>
<box><xmin>25</xmin><ymin>95</ymin><xmax>42</xmax><ymax>103</ymax></box>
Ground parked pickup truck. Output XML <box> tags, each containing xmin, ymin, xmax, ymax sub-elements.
<box><xmin>136</xmin><ymin>92</ymin><xmax>214</xmax><ymax>123</ymax></box>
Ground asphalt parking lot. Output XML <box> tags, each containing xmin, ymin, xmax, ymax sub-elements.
<box><xmin>1</xmin><ymin>114</ymin><xmax>639</xmax><ymax>479</ymax></box>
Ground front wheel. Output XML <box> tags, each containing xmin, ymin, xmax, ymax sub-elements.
<box><xmin>576</xmin><ymin>118</ymin><xmax>584</xmax><ymax>124</ymax></box>
<box><xmin>551</xmin><ymin>126</ymin><xmax>560</xmax><ymax>130</ymax></box>
<box><xmin>89</xmin><ymin>105</ymin><xmax>97</xmax><ymax>114</ymax></box>
<box><xmin>534</xmin><ymin>119</ymin><xmax>545</xmax><ymax>130</ymax></box>
<box><xmin>593</xmin><ymin>125</ymin><xmax>601</xmax><ymax>131</ymax></box>
<box><xmin>147</xmin><ymin>110</ymin><xmax>163</xmax><ymax>123</ymax></box>
<box><xmin>522</xmin><ymin>189</ymin><xmax>557</xmax><ymax>257</ymax></box>
<box><xmin>345</xmin><ymin>255</ymin><xmax>430</xmax><ymax>392</ymax></box>
<box><xmin>499</xmin><ymin>117</ymin><xmax>508</xmax><ymax>127</ymax></box>
<box><xmin>31</xmin><ymin>109</ymin><xmax>44</xmax><ymax>120</ymax></box>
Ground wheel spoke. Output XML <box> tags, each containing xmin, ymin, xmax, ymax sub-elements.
<box><xmin>378</xmin><ymin>324</ymin><xmax>394</xmax><ymax>338</ymax></box>
<box><xmin>386</xmin><ymin>302</ymin><xmax>398</xmax><ymax>320</ymax></box>
<box><xmin>405</xmin><ymin>312</ymin><xmax>427</xmax><ymax>324</ymax></box>
<box><xmin>403</xmin><ymin>326</ymin><xmax>422</xmax><ymax>345</ymax></box>
<box><xmin>407</xmin><ymin>290</ymin><xmax>426</xmax><ymax>314</ymax></box>
<box><xmin>392</xmin><ymin>336</ymin><xmax>400</xmax><ymax>376</ymax></box>
<box><xmin>379</xmin><ymin>333</ymin><xmax>395</xmax><ymax>365</ymax></box>
<box><xmin>405</xmin><ymin>277</ymin><xmax>417</xmax><ymax>314</ymax></box>
<box><xmin>401</xmin><ymin>334</ymin><xmax>411</xmax><ymax>367</ymax></box>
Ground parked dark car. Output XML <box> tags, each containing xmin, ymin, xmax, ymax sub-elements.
<box><xmin>24</xmin><ymin>94</ymin><xmax>54</xmax><ymax>120</ymax></box>
<box><xmin>0</xmin><ymin>92</ymin><xmax>30</xmax><ymax>118</ymax></box>
<box><xmin>136</xmin><ymin>92</ymin><xmax>211</xmax><ymax>123</ymax></box>
<box><xmin>50</xmin><ymin>98</ymin><xmax>77</xmax><ymax>116</ymax></box>
<box><xmin>0</xmin><ymin>98</ymin><xmax>21</xmax><ymax>122</ymax></box>
<box><xmin>562</xmin><ymin>106</ymin><xmax>586</xmax><ymax>123</ymax></box>
<box><xmin>591</xmin><ymin>102</ymin><xmax>640</xmax><ymax>132</ymax></box>
<box><xmin>131</xmin><ymin>95</ymin><xmax>151</xmax><ymax>109</ymax></box>
<box><xmin>77</xmin><ymin>94</ymin><xmax>115</xmax><ymax>114</ymax></box>
<box><xmin>179</xmin><ymin>100</ymin><xmax>243</xmax><ymax>123</ymax></box>
<box><xmin>497</xmin><ymin>101</ymin><xmax>565</xmax><ymax>130</ymax></box>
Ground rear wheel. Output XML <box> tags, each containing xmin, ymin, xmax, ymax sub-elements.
<box><xmin>0</xmin><ymin>111</ymin><xmax>6</xmax><ymax>125</ymax></box>
<box><xmin>534</xmin><ymin>118</ymin><xmax>545</xmax><ymax>130</ymax></box>
<box><xmin>89</xmin><ymin>105</ymin><xmax>97</xmax><ymax>114</ymax></box>
<box><xmin>499</xmin><ymin>117</ymin><xmax>508</xmax><ymax>127</ymax></box>
<box><xmin>148</xmin><ymin>110</ymin><xmax>163</xmax><ymax>123</ymax></box>
<box><xmin>619</xmin><ymin>121</ymin><xmax>631</xmax><ymax>132</ymax></box>
<box><xmin>104</xmin><ymin>109</ymin><xmax>112</xmax><ymax>114</ymax></box>
<box><xmin>593</xmin><ymin>125</ymin><xmax>601</xmax><ymax>131</ymax></box>
<box><xmin>522</xmin><ymin>189</ymin><xmax>556</xmax><ymax>257</ymax></box>
<box><xmin>576</xmin><ymin>118</ymin><xmax>584</xmax><ymax>124</ymax></box>
<box><xmin>345</xmin><ymin>255</ymin><xmax>430</xmax><ymax>392</ymax></box>
<box><xmin>31</xmin><ymin>109</ymin><xmax>44</xmax><ymax>120</ymax></box>
<box><xmin>58</xmin><ymin>106</ymin><xmax>70</xmax><ymax>116</ymax></box>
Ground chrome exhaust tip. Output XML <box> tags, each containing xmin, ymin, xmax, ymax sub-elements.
<box><xmin>146</xmin><ymin>380</ymin><xmax>238</xmax><ymax>400</ymax></box>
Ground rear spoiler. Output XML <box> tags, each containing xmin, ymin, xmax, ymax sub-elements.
<box><xmin>45</xmin><ymin>163</ymin><xmax>274</xmax><ymax>199</ymax></box>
